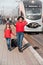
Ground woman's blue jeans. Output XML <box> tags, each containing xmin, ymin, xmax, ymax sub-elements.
<box><xmin>6</xmin><ymin>38</ymin><xmax>11</xmax><ymax>48</ymax></box>
<box><xmin>16</xmin><ymin>32</ymin><xmax>24</xmax><ymax>49</ymax></box>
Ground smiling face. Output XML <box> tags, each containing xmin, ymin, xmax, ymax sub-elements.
<box><xmin>7</xmin><ymin>24</ymin><xmax>9</xmax><ymax>28</ymax></box>
<box><xmin>19</xmin><ymin>18</ymin><xmax>23</xmax><ymax>22</ymax></box>
<box><xmin>6</xmin><ymin>24</ymin><xmax>10</xmax><ymax>29</ymax></box>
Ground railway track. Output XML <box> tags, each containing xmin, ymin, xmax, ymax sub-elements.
<box><xmin>31</xmin><ymin>34</ymin><xmax>43</xmax><ymax>46</ymax></box>
<box><xmin>24</xmin><ymin>33</ymin><xmax>43</xmax><ymax>58</ymax></box>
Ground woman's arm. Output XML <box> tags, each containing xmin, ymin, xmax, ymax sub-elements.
<box><xmin>23</xmin><ymin>20</ymin><xmax>28</xmax><ymax>26</ymax></box>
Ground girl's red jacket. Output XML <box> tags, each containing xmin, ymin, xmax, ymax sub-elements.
<box><xmin>4</xmin><ymin>29</ymin><xmax>13</xmax><ymax>38</ymax></box>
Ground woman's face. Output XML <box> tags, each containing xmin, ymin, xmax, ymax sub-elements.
<box><xmin>19</xmin><ymin>18</ymin><xmax>23</xmax><ymax>22</ymax></box>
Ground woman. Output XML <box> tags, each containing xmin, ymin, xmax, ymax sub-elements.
<box><xmin>16</xmin><ymin>16</ymin><xmax>27</xmax><ymax>52</ymax></box>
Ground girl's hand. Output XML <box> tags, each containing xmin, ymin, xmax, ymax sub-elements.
<box><xmin>14</xmin><ymin>34</ymin><xmax>16</xmax><ymax>36</ymax></box>
<box><xmin>12</xmin><ymin>32</ymin><xmax>16</xmax><ymax>36</ymax></box>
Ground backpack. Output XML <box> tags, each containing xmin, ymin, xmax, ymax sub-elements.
<box><xmin>11</xmin><ymin>39</ymin><xmax>17</xmax><ymax>47</ymax></box>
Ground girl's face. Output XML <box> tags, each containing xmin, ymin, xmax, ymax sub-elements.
<box><xmin>19</xmin><ymin>18</ymin><xmax>23</xmax><ymax>22</ymax></box>
<box><xmin>7</xmin><ymin>24</ymin><xmax>10</xmax><ymax>28</ymax></box>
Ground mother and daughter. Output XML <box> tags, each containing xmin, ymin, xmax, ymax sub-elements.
<box><xmin>4</xmin><ymin>16</ymin><xmax>27</xmax><ymax>52</ymax></box>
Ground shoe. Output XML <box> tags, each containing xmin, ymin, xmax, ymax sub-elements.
<box><xmin>8</xmin><ymin>48</ymin><xmax>12</xmax><ymax>51</ymax></box>
<box><xmin>18</xmin><ymin>48</ymin><xmax>23</xmax><ymax>52</ymax></box>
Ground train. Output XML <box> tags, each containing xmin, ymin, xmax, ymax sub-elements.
<box><xmin>19</xmin><ymin>0</ymin><xmax>42</xmax><ymax>33</ymax></box>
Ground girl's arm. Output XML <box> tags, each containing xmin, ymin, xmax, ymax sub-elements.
<box><xmin>4</xmin><ymin>31</ymin><xmax>6</xmax><ymax>38</ymax></box>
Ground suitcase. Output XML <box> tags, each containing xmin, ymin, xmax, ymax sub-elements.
<box><xmin>11</xmin><ymin>39</ymin><xmax>17</xmax><ymax>47</ymax></box>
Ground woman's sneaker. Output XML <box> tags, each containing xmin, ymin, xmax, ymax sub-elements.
<box><xmin>18</xmin><ymin>48</ymin><xmax>23</xmax><ymax>52</ymax></box>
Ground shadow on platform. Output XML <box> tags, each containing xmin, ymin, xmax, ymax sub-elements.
<box><xmin>22</xmin><ymin>43</ymin><xmax>30</xmax><ymax>51</ymax></box>
<box><xmin>11</xmin><ymin>39</ymin><xmax>30</xmax><ymax>51</ymax></box>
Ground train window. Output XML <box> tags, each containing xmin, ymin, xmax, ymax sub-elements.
<box><xmin>25</xmin><ymin>7</ymin><xmax>41</xmax><ymax>14</ymax></box>
<box><xmin>26</xmin><ymin>15</ymin><xmax>41</xmax><ymax>20</ymax></box>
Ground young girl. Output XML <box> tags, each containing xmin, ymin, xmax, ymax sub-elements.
<box><xmin>4</xmin><ymin>23</ymin><xmax>14</xmax><ymax>51</ymax></box>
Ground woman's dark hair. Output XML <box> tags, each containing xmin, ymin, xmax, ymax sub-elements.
<box><xmin>17</xmin><ymin>16</ymin><xmax>24</xmax><ymax>20</ymax></box>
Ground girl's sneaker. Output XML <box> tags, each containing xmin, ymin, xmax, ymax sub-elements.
<box><xmin>8</xmin><ymin>47</ymin><xmax>12</xmax><ymax>51</ymax></box>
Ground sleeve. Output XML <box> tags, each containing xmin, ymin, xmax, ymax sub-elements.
<box><xmin>23</xmin><ymin>21</ymin><xmax>27</xmax><ymax>26</ymax></box>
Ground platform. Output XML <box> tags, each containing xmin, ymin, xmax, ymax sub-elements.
<box><xmin>0</xmin><ymin>25</ymin><xmax>43</xmax><ymax>65</ymax></box>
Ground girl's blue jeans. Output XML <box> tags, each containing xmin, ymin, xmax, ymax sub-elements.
<box><xmin>6</xmin><ymin>38</ymin><xmax>11</xmax><ymax>48</ymax></box>
<box><xmin>16</xmin><ymin>32</ymin><xmax>24</xmax><ymax>49</ymax></box>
